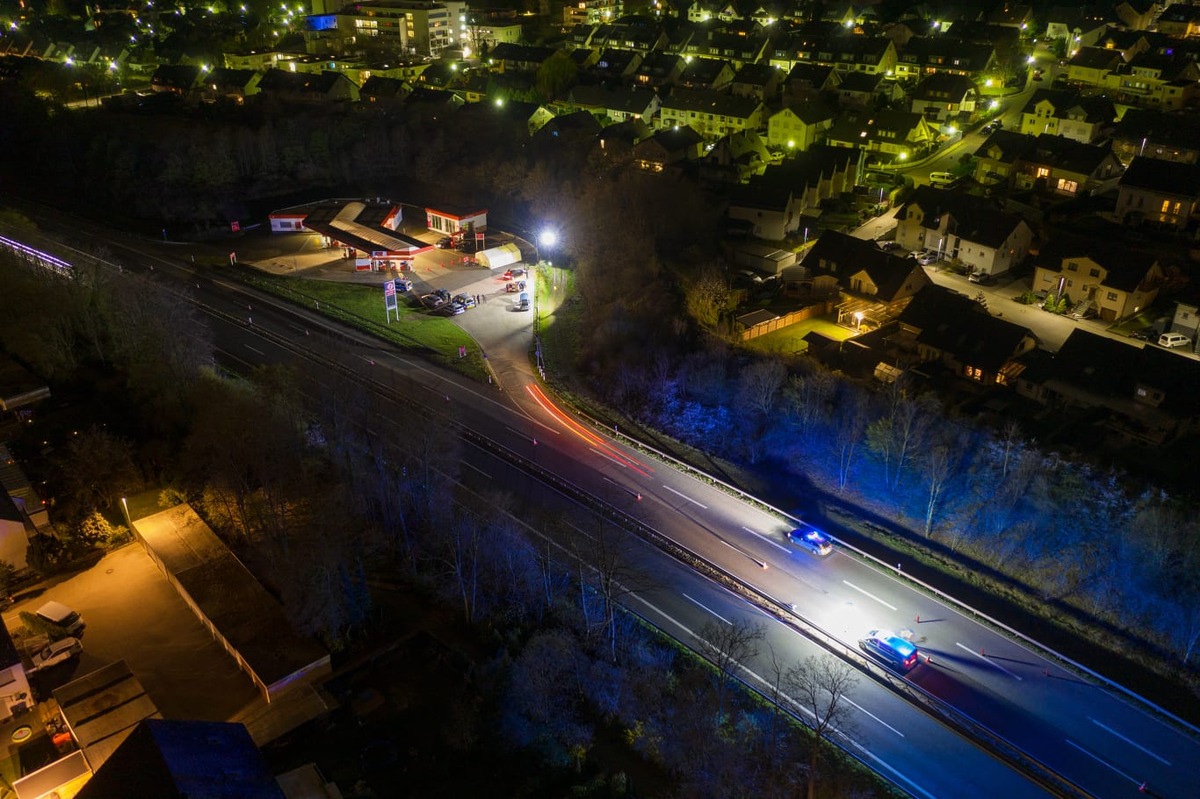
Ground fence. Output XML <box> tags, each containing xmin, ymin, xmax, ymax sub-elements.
<box><xmin>738</xmin><ymin>301</ymin><xmax>833</xmax><ymax>341</ymax></box>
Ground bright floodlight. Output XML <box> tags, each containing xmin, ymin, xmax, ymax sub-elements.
<box><xmin>538</xmin><ymin>230</ymin><xmax>557</xmax><ymax>248</ymax></box>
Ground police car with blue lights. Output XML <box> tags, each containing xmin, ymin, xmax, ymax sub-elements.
<box><xmin>787</xmin><ymin>524</ymin><xmax>834</xmax><ymax>556</ymax></box>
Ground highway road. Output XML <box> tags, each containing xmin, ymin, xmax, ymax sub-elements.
<box><xmin>6</xmin><ymin>209</ymin><xmax>1200</xmax><ymax>798</ymax></box>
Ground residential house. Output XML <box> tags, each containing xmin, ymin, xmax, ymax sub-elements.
<box><xmin>256</xmin><ymin>68</ymin><xmax>359</xmax><ymax>102</ymax></box>
<box><xmin>591</xmin><ymin>47</ymin><xmax>643</xmax><ymax>82</ymax></box>
<box><xmin>974</xmin><ymin>131</ymin><xmax>1123</xmax><ymax>195</ymax></box>
<box><xmin>678</xmin><ymin>57</ymin><xmax>736</xmax><ymax>91</ymax></box>
<box><xmin>802</xmin><ymin>230</ymin><xmax>932</xmax><ymax>325</ymax></box>
<box><xmin>567</xmin><ymin>85</ymin><xmax>660</xmax><ymax>125</ymax></box>
<box><xmin>751</xmin><ymin>144</ymin><xmax>862</xmax><ymax>218</ymax></box>
<box><xmin>1112</xmin><ymin>108</ymin><xmax>1200</xmax><ymax>165</ymax></box>
<box><xmin>727</xmin><ymin>183</ymin><xmax>797</xmax><ymax>239</ymax></box>
<box><xmin>894</xmin><ymin>186</ymin><xmax>1034</xmax><ymax>278</ymax></box>
<box><xmin>1044</xmin><ymin>7</ymin><xmax>1109</xmax><ymax>50</ymax></box>
<box><xmin>1030</xmin><ymin>233</ymin><xmax>1164</xmax><ymax>321</ymax></box>
<box><xmin>826</xmin><ymin>109</ymin><xmax>936</xmax><ymax>163</ymax></box>
<box><xmin>490</xmin><ymin>43</ymin><xmax>559</xmax><ymax>74</ymax></box>
<box><xmin>526</xmin><ymin>104</ymin><xmax>557</xmax><ymax>135</ymax></box>
<box><xmin>894</xmin><ymin>285</ymin><xmax>1038</xmax><ymax>387</ymax></box>
<box><xmin>893</xmin><ymin>37</ymin><xmax>998</xmax><ymax>83</ymax></box>
<box><xmin>632</xmin><ymin>125</ymin><xmax>705</xmax><ymax>172</ymax></box>
<box><xmin>633</xmin><ymin>51</ymin><xmax>686</xmax><ymax>89</ymax></box>
<box><xmin>1101</xmin><ymin>52</ymin><xmax>1200</xmax><ymax>111</ymax></box>
<box><xmin>835</xmin><ymin>71</ymin><xmax>905</xmax><ymax>108</ymax></box>
<box><xmin>198</xmin><ymin>67</ymin><xmax>261</xmax><ymax>103</ymax></box>
<box><xmin>531</xmin><ymin>109</ymin><xmax>604</xmax><ymax>148</ymax></box>
<box><xmin>1065</xmin><ymin>46</ymin><xmax>1125</xmax><ymax>87</ymax></box>
<box><xmin>593</xmin><ymin>118</ymin><xmax>654</xmax><ymax>166</ymax></box>
<box><xmin>563</xmin><ymin>0</ymin><xmax>623</xmax><ymax>27</ymax></box>
<box><xmin>149</xmin><ymin>64</ymin><xmax>201</xmax><ymax>96</ymax></box>
<box><xmin>1116</xmin><ymin>156</ymin><xmax>1200</xmax><ymax>230</ymax></box>
<box><xmin>414</xmin><ymin>62</ymin><xmax>458</xmax><ymax>89</ymax></box>
<box><xmin>1155</xmin><ymin>4</ymin><xmax>1200</xmax><ymax>38</ymax></box>
<box><xmin>1166</xmin><ymin>287</ymin><xmax>1200</xmax><ymax>344</ymax></box>
<box><xmin>769</xmin><ymin>32</ymin><xmax>896</xmax><ymax>75</ymax></box>
<box><xmin>1092</xmin><ymin>27</ymin><xmax>1151</xmax><ymax>61</ymax></box>
<box><xmin>684</xmin><ymin>27</ymin><xmax>770</xmax><ymax>69</ymax></box>
<box><xmin>222</xmin><ymin>49</ymin><xmax>289</xmax><ymax>71</ymax></box>
<box><xmin>767</xmin><ymin>101</ymin><xmax>836</xmax><ymax>153</ymax></box>
<box><xmin>1018</xmin><ymin>89</ymin><xmax>1115</xmax><ymax>143</ymax></box>
<box><xmin>1017</xmin><ymin>329</ymin><xmax>1200</xmax><ymax>444</ymax></box>
<box><xmin>909</xmin><ymin>73</ymin><xmax>978</xmax><ymax>122</ymax></box>
<box><xmin>1113</xmin><ymin>0</ymin><xmax>1158</xmax><ymax>32</ymax></box>
<box><xmin>700</xmin><ymin>129</ymin><xmax>773</xmax><ymax>183</ymax></box>
<box><xmin>657</xmin><ymin>88</ymin><xmax>764</xmax><ymax>141</ymax></box>
<box><xmin>730</xmin><ymin>63</ymin><xmax>782</xmax><ymax>102</ymax></box>
<box><xmin>784</xmin><ymin>62</ymin><xmax>840</xmax><ymax>100</ymax></box>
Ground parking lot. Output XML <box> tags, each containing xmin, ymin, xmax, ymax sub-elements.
<box><xmin>6</xmin><ymin>544</ymin><xmax>259</xmax><ymax>720</ymax></box>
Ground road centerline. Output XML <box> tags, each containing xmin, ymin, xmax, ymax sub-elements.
<box><xmin>843</xmin><ymin>581</ymin><xmax>897</xmax><ymax>611</ymax></box>
<box><xmin>662</xmin><ymin>484</ymin><xmax>707</xmax><ymax>508</ymax></box>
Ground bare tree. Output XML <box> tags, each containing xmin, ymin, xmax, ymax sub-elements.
<box><xmin>570</xmin><ymin>520</ymin><xmax>657</xmax><ymax>663</ymax></box>
<box><xmin>832</xmin><ymin>389</ymin><xmax>870</xmax><ymax>492</ymax></box>
<box><xmin>784</xmin><ymin>654</ymin><xmax>859</xmax><ymax>799</ymax></box>
<box><xmin>922</xmin><ymin>441</ymin><xmax>956</xmax><ymax>536</ymax></box>
<box><xmin>683</xmin><ymin>266</ymin><xmax>731</xmax><ymax>328</ymax></box>
<box><xmin>696</xmin><ymin>618</ymin><xmax>765</xmax><ymax>722</ymax></box>
<box><xmin>736</xmin><ymin>359</ymin><xmax>788</xmax><ymax>418</ymax></box>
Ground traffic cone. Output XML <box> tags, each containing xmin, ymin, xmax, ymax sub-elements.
<box><xmin>915</xmin><ymin>614</ymin><xmax>920</xmax><ymax>623</ymax></box>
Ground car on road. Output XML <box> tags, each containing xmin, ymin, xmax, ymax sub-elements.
<box><xmin>928</xmin><ymin>171</ymin><xmax>957</xmax><ymax>187</ymax></box>
<box><xmin>787</xmin><ymin>525</ymin><xmax>833</xmax><ymax>556</ymax></box>
<box><xmin>506</xmin><ymin>280</ymin><xmax>526</xmax><ymax>293</ymax></box>
<box><xmin>1158</xmin><ymin>332</ymin><xmax>1191</xmax><ymax>349</ymax></box>
<box><xmin>36</xmin><ymin>601</ymin><xmax>85</xmax><ymax>636</ymax></box>
<box><xmin>503</xmin><ymin>267</ymin><xmax>526</xmax><ymax>279</ymax></box>
<box><xmin>911</xmin><ymin>249</ymin><xmax>939</xmax><ymax>265</ymax></box>
<box><xmin>875</xmin><ymin>240</ymin><xmax>901</xmax><ymax>252</ymax></box>
<box><xmin>515</xmin><ymin>292</ymin><xmax>530</xmax><ymax>311</ymax></box>
<box><xmin>859</xmin><ymin>630</ymin><xmax>919</xmax><ymax>671</ymax></box>
<box><xmin>451</xmin><ymin>293</ymin><xmax>476</xmax><ymax>309</ymax></box>
<box><xmin>967</xmin><ymin>272</ymin><xmax>995</xmax><ymax>285</ymax></box>
<box><xmin>435</xmin><ymin>236</ymin><xmax>453</xmax><ymax>249</ymax></box>
<box><xmin>981</xmin><ymin>120</ymin><xmax>1004</xmax><ymax>134</ymax></box>
<box><xmin>28</xmin><ymin>637</ymin><xmax>82</xmax><ymax>672</ymax></box>
<box><xmin>442</xmin><ymin>302</ymin><xmax>466</xmax><ymax>316</ymax></box>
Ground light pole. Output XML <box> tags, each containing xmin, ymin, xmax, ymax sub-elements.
<box><xmin>534</xmin><ymin>229</ymin><xmax>556</xmax><ymax>266</ymax></box>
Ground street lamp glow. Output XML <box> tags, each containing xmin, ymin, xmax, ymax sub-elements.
<box><xmin>538</xmin><ymin>230</ymin><xmax>557</xmax><ymax>248</ymax></box>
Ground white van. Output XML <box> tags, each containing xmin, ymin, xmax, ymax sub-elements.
<box><xmin>1158</xmin><ymin>332</ymin><xmax>1191</xmax><ymax>349</ymax></box>
<box><xmin>928</xmin><ymin>172</ymin><xmax>956</xmax><ymax>187</ymax></box>
<box><xmin>36</xmin><ymin>601</ymin><xmax>85</xmax><ymax>636</ymax></box>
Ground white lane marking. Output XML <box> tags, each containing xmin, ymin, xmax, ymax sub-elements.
<box><xmin>244</xmin><ymin>344</ymin><xmax>264</xmax><ymax>355</ymax></box>
<box><xmin>1065</xmin><ymin>739</ymin><xmax>1144</xmax><ymax>786</ymax></box>
<box><xmin>589</xmin><ymin>447</ymin><xmax>629</xmax><ymax>468</ymax></box>
<box><xmin>847</xmin><ymin>740</ymin><xmax>939</xmax><ymax>799</ymax></box>
<box><xmin>662</xmin><ymin>484</ymin><xmax>708</xmax><ymax>509</ymax></box>
<box><xmin>843</xmin><ymin>697</ymin><xmax>904</xmax><ymax>737</ymax></box>
<box><xmin>742</xmin><ymin>526</ymin><xmax>789</xmax><ymax>553</ymax></box>
<box><xmin>682</xmin><ymin>593</ymin><xmax>733</xmax><ymax>625</ymax></box>
<box><xmin>1089</xmin><ymin>718</ymin><xmax>1172</xmax><ymax>766</ymax></box>
<box><xmin>461</xmin><ymin>461</ymin><xmax>491</xmax><ymax>479</ymax></box>
<box><xmin>955</xmin><ymin>642</ymin><xmax>1023</xmax><ymax>681</ymax></box>
<box><xmin>843</xmin><ymin>581</ymin><xmax>897</xmax><ymax>611</ymax></box>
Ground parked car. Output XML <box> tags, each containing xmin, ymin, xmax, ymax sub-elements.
<box><xmin>928</xmin><ymin>171</ymin><xmax>956</xmax><ymax>187</ymax></box>
<box><xmin>394</xmin><ymin>278</ymin><xmax>413</xmax><ymax>293</ymax></box>
<box><xmin>912</xmin><ymin>250</ymin><xmax>939</xmax><ymax>265</ymax></box>
<box><xmin>737</xmin><ymin>269</ymin><xmax>764</xmax><ymax>284</ymax></box>
<box><xmin>506</xmin><ymin>280</ymin><xmax>526</xmax><ymax>293</ymax></box>
<box><xmin>35</xmin><ymin>601</ymin><xmax>85</xmax><ymax>636</ymax></box>
<box><xmin>420</xmin><ymin>293</ymin><xmax>447</xmax><ymax>310</ymax></box>
<box><xmin>435</xmin><ymin>236</ymin><xmax>453</xmax><ymax>249</ymax></box>
<box><xmin>967</xmin><ymin>272</ymin><xmax>994</xmax><ymax>285</ymax></box>
<box><xmin>859</xmin><ymin>630</ymin><xmax>919</xmax><ymax>671</ymax></box>
<box><xmin>876</xmin><ymin>240</ymin><xmax>901</xmax><ymax>252</ymax></box>
<box><xmin>1158</xmin><ymin>332</ymin><xmax>1191</xmax><ymax>349</ymax></box>
<box><xmin>451</xmin><ymin>293</ymin><xmax>476</xmax><ymax>309</ymax></box>
<box><xmin>787</xmin><ymin>525</ymin><xmax>833</xmax><ymax>556</ymax></box>
<box><xmin>515</xmin><ymin>292</ymin><xmax>531</xmax><ymax>311</ymax></box>
<box><xmin>28</xmin><ymin>637</ymin><xmax>82</xmax><ymax>672</ymax></box>
<box><xmin>442</xmin><ymin>302</ymin><xmax>466</xmax><ymax>316</ymax></box>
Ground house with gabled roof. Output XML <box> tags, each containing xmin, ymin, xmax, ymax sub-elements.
<box><xmin>974</xmin><ymin>131</ymin><xmax>1123</xmax><ymax>195</ymax></box>
<box><xmin>835</xmin><ymin>71</ymin><xmax>904</xmax><ymax>108</ymax></box>
<box><xmin>730</xmin><ymin>62</ymin><xmax>781</xmax><ymax>101</ymax></box>
<box><xmin>657</xmin><ymin>87</ymin><xmax>763</xmax><ymax>140</ymax></box>
<box><xmin>199</xmin><ymin>67</ymin><xmax>261</xmax><ymax>104</ymax></box>
<box><xmin>1112</xmin><ymin>109</ymin><xmax>1200</xmax><ymax>166</ymax></box>
<box><xmin>727</xmin><ymin>183</ymin><xmax>796</xmax><ymax>239</ymax></box>
<box><xmin>826</xmin><ymin>109</ymin><xmax>936</xmax><ymax>162</ymax></box>
<box><xmin>894</xmin><ymin>186</ymin><xmax>1034</xmax><ymax>278</ymax></box>
<box><xmin>751</xmin><ymin>144</ymin><xmax>861</xmax><ymax>217</ymax></box>
<box><xmin>825</xmin><ymin>36</ymin><xmax>897</xmax><ymax>75</ymax></box>
<box><xmin>909</xmin><ymin>72</ymin><xmax>978</xmax><ymax>121</ymax></box>
<box><xmin>1030</xmin><ymin>232</ymin><xmax>1164</xmax><ymax>321</ymax></box>
<box><xmin>532</xmin><ymin>109</ymin><xmax>604</xmax><ymax>148</ymax></box>
<box><xmin>1018</xmin><ymin>88</ymin><xmax>1115</xmax><ymax>143</ymax></box>
<box><xmin>633</xmin><ymin>51</ymin><xmax>686</xmax><ymax>88</ymax></box>
<box><xmin>801</xmin><ymin>230</ymin><xmax>931</xmax><ymax>325</ymax></box>
<box><xmin>256</xmin><ymin>68</ymin><xmax>359</xmax><ymax>102</ymax></box>
<box><xmin>150</xmin><ymin>64</ymin><xmax>202</xmax><ymax>96</ymax></box>
<box><xmin>690</xmin><ymin>28</ymin><xmax>770</xmax><ymax>68</ymax></box>
<box><xmin>767</xmin><ymin>100</ymin><xmax>836</xmax><ymax>152</ymax></box>
<box><xmin>1045</xmin><ymin>7</ymin><xmax>1109</xmax><ymax>49</ymax></box>
<box><xmin>1116</xmin><ymin>156</ymin><xmax>1200</xmax><ymax>230</ymax></box>
<box><xmin>568</xmin><ymin>85</ymin><xmax>660</xmax><ymax>124</ymax></box>
<box><xmin>1155</xmin><ymin>3</ymin><xmax>1200</xmax><ymax>38</ymax></box>
<box><xmin>359</xmin><ymin>75</ymin><xmax>410</xmax><ymax>107</ymax></box>
<box><xmin>1017</xmin><ymin>328</ymin><xmax>1200</xmax><ymax>444</ymax></box>
<box><xmin>1065</xmin><ymin>46</ymin><xmax>1125</xmax><ymax>87</ymax></box>
<box><xmin>893</xmin><ymin>36</ymin><xmax>998</xmax><ymax>82</ymax></box>
<box><xmin>1101</xmin><ymin>52</ymin><xmax>1200</xmax><ymax>111</ymax></box>
<box><xmin>700</xmin><ymin>129</ymin><xmax>773</xmax><ymax>183</ymax></box>
<box><xmin>895</xmin><ymin>285</ymin><xmax>1038</xmax><ymax>387</ymax></box>
<box><xmin>679</xmin><ymin>57</ymin><xmax>736</xmax><ymax>91</ymax></box>
<box><xmin>632</xmin><ymin>125</ymin><xmax>705</xmax><ymax>172</ymax></box>
<box><xmin>490</xmin><ymin>43</ymin><xmax>558</xmax><ymax>73</ymax></box>
<box><xmin>784</xmin><ymin>62</ymin><xmax>840</xmax><ymax>100</ymax></box>
<box><xmin>1114</xmin><ymin>0</ymin><xmax>1158</xmax><ymax>31</ymax></box>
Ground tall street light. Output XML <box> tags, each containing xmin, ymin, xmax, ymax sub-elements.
<box><xmin>535</xmin><ymin>229</ymin><xmax>557</xmax><ymax>266</ymax></box>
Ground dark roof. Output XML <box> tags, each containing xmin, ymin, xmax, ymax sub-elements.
<box><xmin>660</xmin><ymin>87</ymin><xmax>760</xmax><ymax>117</ymax></box>
<box><xmin>150</xmin><ymin>64</ymin><xmax>201</xmax><ymax>90</ymax></box>
<box><xmin>731</xmin><ymin>62</ymin><xmax>779</xmax><ymax>86</ymax></box>
<box><xmin>800</xmin><ymin>230</ymin><xmax>926</xmax><ymax>301</ymax></box>
<box><xmin>257</xmin><ymin>69</ymin><xmax>350</xmax><ymax>95</ymax></box>
<box><xmin>75</xmin><ymin>719</ymin><xmax>285</xmax><ymax>799</ymax></box>
<box><xmin>828</xmin><ymin>109</ymin><xmax>926</xmax><ymax>140</ymax></box>
<box><xmin>898</xmin><ymin>186</ymin><xmax>1027</xmax><ymax>248</ymax></box>
<box><xmin>899</xmin><ymin>36</ymin><xmax>995</xmax><ymax>70</ymax></box>
<box><xmin>837</xmin><ymin>71</ymin><xmax>882</xmax><ymax>92</ymax></box>
<box><xmin>786</xmin><ymin>62</ymin><xmax>835</xmax><ymax>87</ymax></box>
<box><xmin>912</xmin><ymin>72</ymin><xmax>977</xmax><ymax>102</ymax></box>
<box><xmin>998</xmin><ymin>133</ymin><xmax>1118</xmax><ymax>175</ymax></box>
<box><xmin>1021</xmin><ymin>88</ymin><xmax>1115</xmax><ymax>124</ymax></box>
<box><xmin>680</xmin><ymin>57</ymin><xmax>732</xmax><ymax>84</ymax></box>
<box><xmin>205</xmin><ymin>67</ymin><xmax>258</xmax><ymax>90</ymax></box>
<box><xmin>360</xmin><ymin>75</ymin><xmax>407</xmax><ymax>99</ymax></box>
<box><xmin>897</xmin><ymin>285</ymin><xmax>1035</xmax><ymax>371</ymax></box>
<box><xmin>490</xmin><ymin>42</ymin><xmax>557</xmax><ymax>65</ymax></box>
<box><xmin>1032</xmin><ymin>231</ymin><xmax>1159</xmax><ymax>292</ymax></box>
<box><xmin>1068</xmin><ymin>46</ymin><xmax>1124</xmax><ymax>70</ymax></box>
<box><xmin>1050</xmin><ymin>328</ymin><xmax>1143</xmax><ymax>398</ymax></box>
<box><xmin>973</xmin><ymin>129</ymin><xmax>1035</xmax><ymax>164</ymax></box>
<box><xmin>753</xmin><ymin>144</ymin><xmax>859</xmax><ymax>192</ymax></box>
<box><xmin>1114</xmin><ymin>108</ymin><xmax>1200</xmax><ymax>151</ymax></box>
<box><xmin>730</xmin><ymin>182</ymin><xmax>791</xmax><ymax>212</ymax></box>
<box><xmin>1119</xmin><ymin>155</ymin><xmax>1200</xmax><ymax>197</ymax></box>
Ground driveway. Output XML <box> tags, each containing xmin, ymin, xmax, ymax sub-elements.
<box><xmin>7</xmin><ymin>545</ymin><xmax>258</xmax><ymax>720</ymax></box>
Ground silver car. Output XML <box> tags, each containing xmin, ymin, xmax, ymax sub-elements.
<box><xmin>29</xmin><ymin>637</ymin><xmax>82</xmax><ymax>672</ymax></box>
